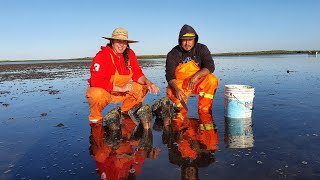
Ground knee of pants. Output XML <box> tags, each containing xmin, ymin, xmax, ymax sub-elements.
<box><xmin>206</xmin><ymin>74</ymin><xmax>219</xmax><ymax>88</ymax></box>
<box><xmin>166</xmin><ymin>87</ymin><xmax>187</xmax><ymax>110</ymax></box>
<box><xmin>131</xmin><ymin>82</ymin><xmax>148</xmax><ymax>98</ymax></box>
<box><xmin>166</xmin><ymin>87</ymin><xmax>179</xmax><ymax>104</ymax></box>
<box><xmin>86</xmin><ymin>87</ymin><xmax>109</xmax><ymax>102</ymax></box>
<box><xmin>197</xmin><ymin>74</ymin><xmax>219</xmax><ymax>95</ymax></box>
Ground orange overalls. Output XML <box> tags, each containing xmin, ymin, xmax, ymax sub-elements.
<box><xmin>90</xmin><ymin>123</ymin><xmax>112</xmax><ymax>163</ymax></box>
<box><xmin>171</xmin><ymin>109</ymin><xmax>219</xmax><ymax>159</ymax></box>
<box><xmin>86</xmin><ymin>54</ymin><xmax>148</xmax><ymax>123</ymax></box>
<box><xmin>166</xmin><ymin>60</ymin><xmax>218</xmax><ymax>113</ymax></box>
<box><xmin>94</xmin><ymin>119</ymin><xmax>145</xmax><ymax>180</ymax></box>
<box><xmin>97</xmin><ymin>143</ymin><xmax>145</xmax><ymax>180</ymax></box>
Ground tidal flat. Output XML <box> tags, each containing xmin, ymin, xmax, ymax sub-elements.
<box><xmin>1</xmin><ymin>54</ymin><xmax>320</xmax><ymax>179</ymax></box>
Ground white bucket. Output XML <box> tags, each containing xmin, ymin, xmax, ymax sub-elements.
<box><xmin>224</xmin><ymin>117</ymin><xmax>254</xmax><ymax>148</ymax></box>
<box><xmin>224</xmin><ymin>85</ymin><xmax>255</xmax><ymax>118</ymax></box>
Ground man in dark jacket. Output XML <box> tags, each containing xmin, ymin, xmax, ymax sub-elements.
<box><xmin>165</xmin><ymin>24</ymin><xmax>218</xmax><ymax>116</ymax></box>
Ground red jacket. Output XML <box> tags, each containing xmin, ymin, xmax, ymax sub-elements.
<box><xmin>88</xmin><ymin>46</ymin><xmax>144</xmax><ymax>91</ymax></box>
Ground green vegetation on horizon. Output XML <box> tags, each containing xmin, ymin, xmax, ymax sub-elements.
<box><xmin>77</xmin><ymin>50</ymin><xmax>320</xmax><ymax>59</ymax></box>
<box><xmin>1</xmin><ymin>50</ymin><xmax>319</xmax><ymax>62</ymax></box>
<box><xmin>213</xmin><ymin>50</ymin><xmax>319</xmax><ymax>56</ymax></box>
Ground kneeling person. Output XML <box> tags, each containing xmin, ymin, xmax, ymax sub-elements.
<box><xmin>86</xmin><ymin>28</ymin><xmax>159</xmax><ymax>128</ymax></box>
<box><xmin>165</xmin><ymin>24</ymin><xmax>218</xmax><ymax>113</ymax></box>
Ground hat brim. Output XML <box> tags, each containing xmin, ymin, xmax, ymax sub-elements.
<box><xmin>102</xmin><ymin>37</ymin><xmax>138</xmax><ymax>43</ymax></box>
<box><xmin>180</xmin><ymin>36</ymin><xmax>196</xmax><ymax>40</ymax></box>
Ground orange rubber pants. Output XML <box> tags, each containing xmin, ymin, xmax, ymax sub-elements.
<box><xmin>90</xmin><ymin>123</ymin><xmax>112</xmax><ymax>163</ymax></box>
<box><xmin>86</xmin><ymin>82</ymin><xmax>148</xmax><ymax>122</ymax></box>
<box><xmin>167</xmin><ymin>73</ymin><xmax>218</xmax><ymax>112</ymax></box>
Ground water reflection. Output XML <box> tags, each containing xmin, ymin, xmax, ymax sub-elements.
<box><xmin>224</xmin><ymin>117</ymin><xmax>254</xmax><ymax>148</ymax></box>
<box><xmin>155</xmin><ymin>108</ymin><xmax>219</xmax><ymax>179</ymax></box>
<box><xmin>89</xmin><ymin>116</ymin><xmax>160</xmax><ymax>180</ymax></box>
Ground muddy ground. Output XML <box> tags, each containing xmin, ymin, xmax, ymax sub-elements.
<box><xmin>0</xmin><ymin>62</ymin><xmax>91</xmax><ymax>81</ymax></box>
<box><xmin>0</xmin><ymin>60</ymin><xmax>162</xmax><ymax>82</ymax></box>
<box><xmin>1</xmin><ymin>56</ymin><xmax>320</xmax><ymax>179</ymax></box>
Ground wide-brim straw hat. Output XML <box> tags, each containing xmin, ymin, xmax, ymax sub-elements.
<box><xmin>102</xmin><ymin>27</ymin><xmax>138</xmax><ymax>43</ymax></box>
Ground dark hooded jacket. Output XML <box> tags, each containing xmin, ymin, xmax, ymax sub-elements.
<box><xmin>165</xmin><ymin>24</ymin><xmax>215</xmax><ymax>82</ymax></box>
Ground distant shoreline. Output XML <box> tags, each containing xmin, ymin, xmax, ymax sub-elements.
<box><xmin>1</xmin><ymin>50</ymin><xmax>318</xmax><ymax>62</ymax></box>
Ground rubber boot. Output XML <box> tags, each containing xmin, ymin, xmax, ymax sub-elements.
<box><xmin>198</xmin><ymin>96</ymin><xmax>213</xmax><ymax>113</ymax></box>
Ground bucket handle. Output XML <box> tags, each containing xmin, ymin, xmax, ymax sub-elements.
<box><xmin>230</xmin><ymin>93</ymin><xmax>254</xmax><ymax>110</ymax></box>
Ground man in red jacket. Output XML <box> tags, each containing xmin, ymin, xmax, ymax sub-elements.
<box><xmin>86</xmin><ymin>28</ymin><xmax>159</xmax><ymax>128</ymax></box>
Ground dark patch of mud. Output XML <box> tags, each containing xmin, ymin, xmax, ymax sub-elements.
<box><xmin>0</xmin><ymin>60</ymin><xmax>162</xmax><ymax>82</ymax></box>
<box><xmin>0</xmin><ymin>62</ymin><xmax>91</xmax><ymax>82</ymax></box>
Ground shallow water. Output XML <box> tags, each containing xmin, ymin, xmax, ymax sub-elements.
<box><xmin>1</xmin><ymin>54</ymin><xmax>320</xmax><ymax>179</ymax></box>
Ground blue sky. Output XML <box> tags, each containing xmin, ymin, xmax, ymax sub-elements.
<box><xmin>0</xmin><ymin>0</ymin><xmax>319</xmax><ymax>60</ymax></box>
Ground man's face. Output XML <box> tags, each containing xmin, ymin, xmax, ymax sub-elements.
<box><xmin>181</xmin><ymin>38</ymin><xmax>195</xmax><ymax>52</ymax></box>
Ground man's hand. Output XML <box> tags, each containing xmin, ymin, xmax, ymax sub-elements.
<box><xmin>169</xmin><ymin>79</ymin><xmax>186</xmax><ymax>100</ymax></box>
<box><xmin>187</xmin><ymin>74</ymin><xmax>200</xmax><ymax>91</ymax></box>
<box><xmin>187</xmin><ymin>68</ymin><xmax>211</xmax><ymax>90</ymax></box>
<box><xmin>174</xmin><ymin>88</ymin><xmax>186</xmax><ymax>101</ymax></box>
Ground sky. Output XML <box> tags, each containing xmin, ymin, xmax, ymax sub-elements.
<box><xmin>0</xmin><ymin>0</ymin><xmax>319</xmax><ymax>60</ymax></box>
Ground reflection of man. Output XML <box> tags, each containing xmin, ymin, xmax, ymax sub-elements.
<box><xmin>165</xmin><ymin>24</ymin><xmax>218</xmax><ymax>113</ymax></box>
<box><xmin>89</xmin><ymin>116</ymin><xmax>160</xmax><ymax>180</ymax></box>
<box><xmin>159</xmin><ymin>107</ymin><xmax>219</xmax><ymax>180</ymax></box>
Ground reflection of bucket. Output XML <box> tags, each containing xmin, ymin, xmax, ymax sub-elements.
<box><xmin>224</xmin><ymin>84</ymin><xmax>255</xmax><ymax>118</ymax></box>
<box><xmin>224</xmin><ymin>117</ymin><xmax>254</xmax><ymax>148</ymax></box>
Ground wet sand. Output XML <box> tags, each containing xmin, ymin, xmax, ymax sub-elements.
<box><xmin>0</xmin><ymin>62</ymin><xmax>90</xmax><ymax>81</ymax></box>
<box><xmin>0</xmin><ymin>59</ymin><xmax>161</xmax><ymax>82</ymax></box>
<box><xmin>1</xmin><ymin>56</ymin><xmax>320</xmax><ymax>179</ymax></box>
